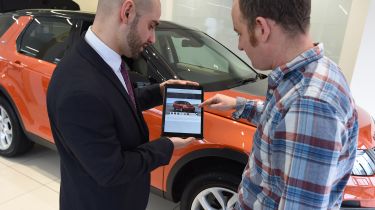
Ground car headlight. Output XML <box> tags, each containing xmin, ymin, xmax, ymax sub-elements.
<box><xmin>352</xmin><ymin>148</ymin><xmax>375</xmax><ymax>176</ymax></box>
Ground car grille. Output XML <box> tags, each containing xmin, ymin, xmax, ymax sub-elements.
<box><xmin>352</xmin><ymin>148</ymin><xmax>375</xmax><ymax>176</ymax></box>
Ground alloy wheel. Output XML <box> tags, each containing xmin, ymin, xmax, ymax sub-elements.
<box><xmin>191</xmin><ymin>187</ymin><xmax>237</xmax><ymax>210</ymax></box>
<box><xmin>0</xmin><ymin>106</ymin><xmax>13</xmax><ymax>150</ymax></box>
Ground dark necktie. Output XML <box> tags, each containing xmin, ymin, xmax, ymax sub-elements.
<box><xmin>120</xmin><ymin>61</ymin><xmax>136</xmax><ymax>107</ymax></box>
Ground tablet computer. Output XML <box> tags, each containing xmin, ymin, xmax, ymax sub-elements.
<box><xmin>161</xmin><ymin>84</ymin><xmax>204</xmax><ymax>138</ymax></box>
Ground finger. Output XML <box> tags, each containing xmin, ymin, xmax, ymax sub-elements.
<box><xmin>185</xmin><ymin>137</ymin><xmax>195</xmax><ymax>141</ymax></box>
<box><xmin>208</xmin><ymin>103</ymin><xmax>224</xmax><ymax>110</ymax></box>
<box><xmin>184</xmin><ymin>137</ymin><xmax>195</xmax><ymax>144</ymax></box>
<box><xmin>178</xmin><ymin>80</ymin><xmax>197</xmax><ymax>86</ymax></box>
<box><xmin>185</xmin><ymin>81</ymin><xmax>199</xmax><ymax>86</ymax></box>
<box><xmin>200</xmin><ymin>97</ymin><xmax>216</xmax><ymax>107</ymax></box>
<box><xmin>162</xmin><ymin>79</ymin><xmax>177</xmax><ymax>86</ymax></box>
<box><xmin>168</xmin><ymin>80</ymin><xmax>199</xmax><ymax>86</ymax></box>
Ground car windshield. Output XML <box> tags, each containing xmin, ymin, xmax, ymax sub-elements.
<box><xmin>153</xmin><ymin>28</ymin><xmax>258</xmax><ymax>91</ymax></box>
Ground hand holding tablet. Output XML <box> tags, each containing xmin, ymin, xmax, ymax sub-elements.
<box><xmin>159</xmin><ymin>79</ymin><xmax>199</xmax><ymax>97</ymax></box>
<box><xmin>169</xmin><ymin>137</ymin><xmax>195</xmax><ymax>149</ymax></box>
<box><xmin>161</xmin><ymin>84</ymin><xmax>204</xmax><ymax>139</ymax></box>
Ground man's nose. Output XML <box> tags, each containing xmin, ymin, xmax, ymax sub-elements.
<box><xmin>238</xmin><ymin>43</ymin><xmax>243</xmax><ymax>51</ymax></box>
<box><xmin>148</xmin><ymin>31</ymin><xmax>156</xmax><ymax>44</ymax></box>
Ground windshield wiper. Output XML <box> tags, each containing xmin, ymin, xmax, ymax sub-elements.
<box><xmin>227</xmin><ymin>77</ymin><xmax>257</xmax><ymax>89</ymax></box>
<box><xmin>227</xmin><ymin>73</ymin><xmax>268</xmax><ymax>89</ymax></box>
<box><xmin>238</xmin><ymin>77</ymin><xmax>258</xmax><ymax>85</ymax></box>
<box><xmin>234</xmin><ymin>73</ymin><xmax>267</xmax><ymax>85</ymax></box>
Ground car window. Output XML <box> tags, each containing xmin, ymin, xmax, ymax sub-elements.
<box><xmin>128</xmin><ymin>54</ymin><xmax>168</xmax><ymax>87</ymax></box>
<box><xmin>0</xmin><ymin>14</ymin><xmax>17</xmax><ymax>38</ymax></box>
<box><xmin>18</xmin><ymin>17</ymin><xmax>73</xmax><ymax>64</ymax></box>
<box><xmin>171</xmin><ymin>36</ymin><xmax>229</xmax><ymax>73</ymax></box>
<box><xmin>153</xmin><ymin>29</ymin><xmax>258</xmax><ymax>91</ymax></box>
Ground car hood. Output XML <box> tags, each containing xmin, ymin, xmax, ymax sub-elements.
<box><xmin>204</xmin><ymin>80</ymin><xmax>375</xmax><ymax>150</ymax></box>
<box><xmin>204</xmin><ymin>81</ymin><xmax>267</xmax><ymax>128</ymax></box>
<box><xmin>356</xmin><ymin>106</ymin><xmax>375</xmax><ymax>149</ymax></box>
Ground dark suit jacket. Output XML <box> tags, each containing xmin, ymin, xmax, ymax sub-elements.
<box><xmin>47</xmin><ymin>38</ymin><xmax>174</xmax><ymax>210</ymax></box>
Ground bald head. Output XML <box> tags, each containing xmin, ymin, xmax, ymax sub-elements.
<box><xmin>91</xmin><ymin>0</ymin><xmax>161</xmax><ymax>57</ymax></box>
<box><xmin>133</xmin><ymin>0</ymin><xmax>155</xmax><ymax>14</ymax></box>
<box><xmin>96</xmin><ymin>0</ymin><xmax>155</xmax><ymax>17</ymax></box>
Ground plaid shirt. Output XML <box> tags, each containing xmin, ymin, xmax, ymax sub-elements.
<box><xmin>233</xmin><ymin>44</ymin><xmax>358</xmax><ymax>210</ymax></box>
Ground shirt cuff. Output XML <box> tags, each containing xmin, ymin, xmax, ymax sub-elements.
<box><xmin>232</xmin><ymin>97</ymin><xmax>247</xmax><ymax>120</ymax></box>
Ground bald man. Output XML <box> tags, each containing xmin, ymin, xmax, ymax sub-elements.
<box><xmin>47</xmin><ymin>0</ymin><xmax>197</xmax><ymax>209</ymax></box>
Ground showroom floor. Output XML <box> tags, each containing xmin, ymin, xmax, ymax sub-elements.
<box><xmin>0</xmin><ymin>145</ymin><xmax>179</xmax><ymax>210</ymax></box>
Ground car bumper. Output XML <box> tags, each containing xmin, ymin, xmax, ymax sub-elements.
<box><xmin>343</xmin><ymin>175</ymin><xmax>375</xmax><ymax>208</ymax></box>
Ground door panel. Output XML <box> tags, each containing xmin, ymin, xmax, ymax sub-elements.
<box><xmin>13</xmin><ymin>16</ymin><xmax>75</xmax><ymax>142</ymax></box>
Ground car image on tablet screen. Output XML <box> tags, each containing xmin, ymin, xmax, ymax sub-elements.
<box><xmin>173</xmin><ymin>101</ymin><xmax>195</xmax><ymax>113</ymax></box>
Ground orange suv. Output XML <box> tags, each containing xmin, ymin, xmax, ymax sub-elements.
<box><xmin>173</xmin><ymin>101</ymin><xmax>195</xmax><ymax>113</ymax></box>
<box><xmin>1</xmin><ymin>10</ymin><xmax>375</xmax><ymax>209</ymax></box>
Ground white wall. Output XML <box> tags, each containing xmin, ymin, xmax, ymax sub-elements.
<box><xmin>351</xmin><ymin>0</ymin><xmax>375</xmax><ymax>117</ymax></box>
<box><xmin>339</xmin><ymin>0</ymin><xmax>371</xmax><ymax>84</ymax></box>
<box><xmin>74</xmin><ymin>0</ymin><xmax>97</xmax><ymax>12</ymax></box>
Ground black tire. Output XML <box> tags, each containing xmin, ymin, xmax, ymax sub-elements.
<box><xmin>0</xmin><ymin>97</ymin><xmax>33</xmax><ymax>157</ymax></box>
<box><xmin>180</xmin><ymin>172</ymin><xmax>241</xmax><ymax>210</ymax></box>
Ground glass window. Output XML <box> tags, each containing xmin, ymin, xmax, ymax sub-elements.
<box><xmin>19</xmin><ymin>17</ymin><xmax>73</xmax><ymax>64</ymax></box>
<box><xmin>0</xmin><ymin>14</ymin><xmax>17</xmax><ymax>38</ymax></box>
<box><xmin>310</xmin><ymin>0</ymin><xmax>352</xmax><ymax>62</ymax></box>
<box><xmin>162</xmin><ymin>0</ymin><xmax>353</xmax><ymax>64</ymax></box>
<box><xmin>170</xmin><ymin>35</ymin><xmax>229</xmax><ymax>73</ymax></box>
<box><xmin>153</xmin><ymin>29</ymin><xmax>258</xmax><ymax>91</ymax></box>
<box><xmin>162</xmin><ymin>0</ymin><xmax>250</xmax><ymax>64</ymax></box>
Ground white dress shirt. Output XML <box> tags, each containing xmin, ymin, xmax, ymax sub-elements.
<box><xmin>84</xmin><ymin>26</ymin><xmax>129</xmax><ymax>93</ymax></box>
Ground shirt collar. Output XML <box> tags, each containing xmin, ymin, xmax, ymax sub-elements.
<box><xmin>268</xmin><ymin>43</ymin><xmax>324</xmax><ymax>89</ymax></box>
<box><xmin>84</xmin><ymin>26</ymin><xmax>122</xmax><ymax>73</ymax></box>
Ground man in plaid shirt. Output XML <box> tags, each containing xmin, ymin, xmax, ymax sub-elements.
<box><xmin>201</xmin><ymin>0</ymin><xmax>358</xmax><ymax>209</ymax></box>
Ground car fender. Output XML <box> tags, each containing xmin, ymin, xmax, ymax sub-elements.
<box><xmin>165</xmin><ymin>148</ymin><xmax>248</xmax><ymax>201</ymax></box>
<box><xmin>0</xmin><ymin>85</ymin><xmax>27</xmax><ymax>131</ymax></box>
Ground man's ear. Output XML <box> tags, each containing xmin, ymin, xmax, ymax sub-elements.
<box><xmin>120</xmin><ymin>0</ymin><xmax>135</xmax><ymax>24</ymax></box>
<box><xmin>255</xmin><ymin>17</ymin><xmax>271</xmax><ymax>43</ymax></box>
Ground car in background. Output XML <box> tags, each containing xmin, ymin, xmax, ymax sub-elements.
<box><xmin>1</xmin><ymin>10</ymin><xmax>375</xmax><ymax>209</ymax></box>
<box><xmin>173</xmin><ymin>101</ymin><xmax>195</xmax><ymax>113</ymax></box>
<box><xmin>0</xmin><ymin>0</ymin><xmax>79</xmax><ymax>13</ymax></box>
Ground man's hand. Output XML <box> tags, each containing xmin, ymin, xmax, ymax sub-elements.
<box><xmin>199</xmin><ymin>94</ymin><xmax>236</xmax><ymax>111</ymax></box>
<box><xmin>169</xmin><ymin>137</ymin><xmax>195</xmax><ymax>149</ymax></box>
<box><xmin>160</xmin><ymin>80</ymin><xmax>199</xmax><ymax>96</ymax></box>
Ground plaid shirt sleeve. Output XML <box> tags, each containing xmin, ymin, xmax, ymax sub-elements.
<box><xmin>273</xmin><ymin>96</ymin><xmax>345</xmax><ymax>209</ymax></box>
<box><xmin>232</xmin><ymin>97</ymin><xmax>264</xmax><ymax>125</ymax></box>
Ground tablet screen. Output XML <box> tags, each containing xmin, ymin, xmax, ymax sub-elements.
<box><xmin>162</xmin><ymin>84</ymin><xmax>203</xmax><ymax>138</ymax></box>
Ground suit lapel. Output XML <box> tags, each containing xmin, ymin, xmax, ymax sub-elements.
<box><xmin>76</xmin><ymin>38</ymin><xmax>148</xmax><ymax>139</ymax></box>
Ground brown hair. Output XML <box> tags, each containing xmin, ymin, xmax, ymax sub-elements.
<box><xmin>238</xmin><ymin>0</ymin><xmax>311</xmax><ymax>35</ymax></box>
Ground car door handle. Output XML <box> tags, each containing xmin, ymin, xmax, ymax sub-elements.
<box><xmin>13</xmin><ymin>60</ymin><xmax>23</xmax><ymax>67</ymax></box>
